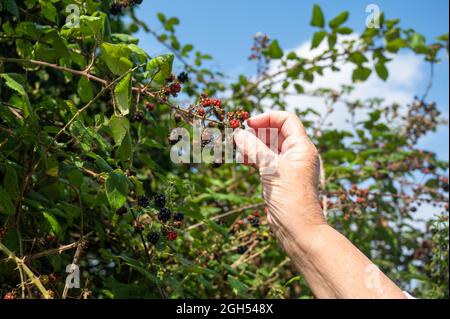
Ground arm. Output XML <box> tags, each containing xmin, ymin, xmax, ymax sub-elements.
<box><xmin>234</xmin><ymin>111</ymin><xmax>406</xmax><ymax>299</ymax></box>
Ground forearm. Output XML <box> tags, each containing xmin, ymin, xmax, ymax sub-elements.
<box><xmin>274</xmin><ymin>208</ymin><xmax>406</xmax><ymax>299</ymax></box>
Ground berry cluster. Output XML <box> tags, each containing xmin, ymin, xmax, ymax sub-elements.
<box><xmin>109</xmin><ymin>0</ymin><xmax>143</xmax><ymax>15</ymax></box>
<box><xmin>2</xmin><ymin>292</ymin><xmax>15</xmax><ymax>300</ymax></box>
<box><xmin>226</xmin><ymin>109</ymin><xmax>249</xmax><ymax>129</ymax></box>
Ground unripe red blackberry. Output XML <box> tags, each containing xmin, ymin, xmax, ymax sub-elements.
<box><xmin>167</xmin><ymin>231</ymin><xmax>178</xmax><ymax>241</ymax></box>
<box><xmin>137</xmin><ymin>195</ymin><xmax>150</xmax><ymax>208</ymax></box>
<box><xmin>148</xmin><ymin>231</ymin><xmax>160</xmax><ymax>245</ymax></box>
<box><xmin>158</xmin><ymin>208</ymin><xmax>172</xmax><ymax>223</ymax></box>
<box><xmin>154</xmin><ymin>194</ymin><xmax>166</xmax><ymax>208</ymax></box>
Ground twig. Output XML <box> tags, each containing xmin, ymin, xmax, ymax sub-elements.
<box><xmin>0</xmin><ymin>242</ymin><xmax>51</xmax><ymax>299</ymax></box>
<box><xmin>187</xmin><ymin>203</ymin><xmax>265</xmax><ymax>231</ymax></box>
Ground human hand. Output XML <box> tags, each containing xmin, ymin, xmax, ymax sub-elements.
<box><xmin>234</xmin><ymin>111</ymin><xmax>326</xmax><ymax>240</ymax></box>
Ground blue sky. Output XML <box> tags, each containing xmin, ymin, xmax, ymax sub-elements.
<box><xmin>135</xmin><ymin>0</ymin><xmax>449</xmax><ymax>161</ymax></box>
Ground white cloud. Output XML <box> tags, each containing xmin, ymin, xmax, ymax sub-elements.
<box><xmin>262</xmin><ymin>35</ymin><xmax>425</xmax><ymax>131</ymax></box>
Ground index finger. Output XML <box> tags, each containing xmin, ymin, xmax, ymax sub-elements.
<box><xmin>246</xmin><ymin>111</ymin><xmax>307</xmax><ymax>139</ymax></box>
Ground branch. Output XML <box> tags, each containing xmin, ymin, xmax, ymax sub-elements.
<box><xmin>0</xmin><ymin>242</ymin><xmax>51</xmax><ymax>299</ymax></box>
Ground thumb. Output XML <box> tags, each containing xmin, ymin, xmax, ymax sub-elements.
<box><xmin>234</xmin><ymin>129</ymin><xmax>276</xmax><ymax>168</ymax></box>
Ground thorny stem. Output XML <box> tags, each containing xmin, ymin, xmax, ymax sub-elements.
<box><xmin>0</xmin><ymin>242</ymin><xmax>51</xmax><ymax>299</ymax></box>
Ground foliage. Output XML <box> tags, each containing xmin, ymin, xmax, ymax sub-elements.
<box><xmin>0</xmin><ymin>0</ymin><xmax>448</xmax><ymax>299</ymax></box>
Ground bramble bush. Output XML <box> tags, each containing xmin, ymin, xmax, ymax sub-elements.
<box><xmin>0</xmin><ymin>0</ymin><xmax>448</xmax><ymax>299</ymax></box>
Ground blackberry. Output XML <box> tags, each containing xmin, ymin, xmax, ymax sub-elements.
<box><xmin>137</xmin><ymin>195</ymin><xmax>150</xmax><ymax>208</ymax></box>
<box><xmin>212</xmin><ymin>163</ymin><xmax>223</xmax><ymax>169</ymax></box>
<box><xmin>251</xmin><ymin>217</ymin><xmax>260</xmax><ymax>228</ymax></box>
<box><xmin>154</xmin><ymin>194</ymin><xmax>166</xmax><ymax>208</ymax></box>
<box><xmin>132</xmin><ymin>0</ymin><xmax>143</xmax><ymax>4</ymax></box>
<box><xmin>148</xmin><ymin>232</ymin><xmax>160</xmax><ymax>245</ymax></box>
<box><xmin>237</xmin><ymin>246</ymin><xmax>247</xmax><ymax>255</ymax></box>
<box><xmin>177</xmin><ymin>72</ymin><xmax>189</xmax><ymax>83</ymax></box>
<box><xmin>158</xmin><ymin>208</ymin><xmax>172</xmax><ymax>222</ymax></box>
<box><xmin>443</xmin><ymin>183</ymin><xmax>449</xmax><ymax>193</ymax></box>
<box><xmin>109</xmin><ymin>2</ymin><xmax>123</xmax><ymax>15</ymax></box>
<box><xmin>168</xmin><ymin>134</ymin><xmax>182</xmax><ymax>145</ymax></box>
<box><xmin>116</xmin><ymin>206</ymin><xmax>128</xmax><ymax>216</ymax></box>
<box><xmin>167</xmin><ymin>231</ymin><xmax>178</xmax><ymax>241</ymax></box>
<box><xmin>173</xmin><ymin>212</ymin><xmax>185</xmax><ymax>222</ymax></box>
<box><xmin>132</xmin><ymin>111</ymin><xmax>144</xmax><ymax>123</ymax></box>
<box><xmin>410</xmin><ymin>207</ymin><xmax>418</xmax><ymax>213</ymax></box>
<box><xmin>134</xmin><ymin>224</ymin><xmax>144</xmax><ymax>234</ymax></box>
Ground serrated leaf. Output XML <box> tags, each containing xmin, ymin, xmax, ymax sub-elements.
<box><xmin>109</xmin><ymin>115</ymin><xmax>130</xmax><ymax>146</ymax></box>
<box><xmin>43</xmin><ymin>212</ymin><xmax>62</xmax><ymax>236</ymax></box>
<box><xmin>100</xmin><ymin>43</ymin><xmax>133</xmax><ymax>75</ymax></box>
<box><xmin>114</xmin><ymin>73</ymin><xmax>132</xmax><ymax>116</ymax></box>
<box><xmin>146</xmin><ymin>54</ymin><xmax>174</xmax><ymax>84</ymax></box>
<box><xmin>77</xmin><ymin>76</ymin><xmax>94</xmax><ymax>103</ymax></box>
<box><xmin>105</xmin><ymin>171</ymin><xmax>129</xmax><ymax>210</ymax></box>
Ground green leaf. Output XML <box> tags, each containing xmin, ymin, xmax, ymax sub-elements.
<box><xmin>77</xmin><ymin>76</ymin><xmax>94</xmax><ymax>103</ymax></box>
<box><xmin>146</xmin><ymin>54</ymin><xmax>175</xmax><ymax>84</ymax></box>
<box><xmin>0</xmin><ymin>187</ymin><xmax>15</xmax><ymax>215</ymax></box>
<box><xmin>264</xmin><ymin>40</ymin><xmax>284</xmax><ymax>59</ymax></box>
<box><xmin>43</xmin><ymin>212</ymin><xmax>62</xmax><ymax>236</ymax></box>
<box><xmin>3</xmin><ymin>163</ymin><xmax>19</xmax><ymax>199</ymax></box>
<box><xmin>114</xmin><ymin>73</ymin><xmax>132</xmax><ymax>116</ymax></box>
<box><xmin>39</xmin><ymin>0</ymin><xmax>57</xmax><ymax>23</ymax></box>
<box><xmin>109</xmin><ymin>115</ymin><xmax>130</xmax><ymax>146</ymax></box>
<box><xmin>105</xmin><ymin>171</ymin><xmax>129</xmax><ymax>210</ymax></box>
<box><xmin>375</xmin><ymin>62</ymin><xmax>389</xmax><ymax>81</ymax></box>
<box><xmin>0</xmin><ymin>73</ymin><xmax>32</xmax><ymax>116</ymax></box>
<box><xmin>4</xmin><ymin>0</ymin><xmax>19</xmax><ymax>19</ymax></box>
<box><xmin>352</xmin><ymin>67</ymin><xmax>372</xmax><ymax>82</ymax></box>
<box><xmin>80</xmin><ymin>15</ymin><xmax>104</xmax><ymax>38</ymax></box>
<box><xmin>100</xmin><ymin>43</ymin><xmax>133</xmax><ymax>75</ymax></box>
<box><xmin>336</xmin><ymin>27</ymin><xmax>353</xmax><ymax>35</ymax></box>
<box><xmin>227</xmin><ymin>276</ymin><xmax>249</xmax><ymax>296</ymax></box>
<box><xmin>386</xmin><ymin>38</ymin><xmax>407</xmax><ymax>53</ymax></box>
<box><xmin>311</xmin><ymin>31</ymin><xmax>327</xmax><ymax>49</ymax></box>
<box><xmin>349</xmin><ymin>52</ymin><xmax>368</xmax><ymax>65</ymax></box>
<box><xmin>328</xmin><ymin>33</ymin><xmax>337</xmax><ymax>49</ymax></box>
<box><xmin>310</xmin><ymin>5</ymin><xmax>325</xmax><ymax>28</ymax></box>
<box><xmin>329</xmin><ymin>11</ymin><xmax>349</xmax><ymax>29</ymax></box>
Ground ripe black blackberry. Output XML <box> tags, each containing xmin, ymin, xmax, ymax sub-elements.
<box><xmin>116</xmin><ymin>206</ymin><xmax>128</xmax><ymax>216</ymax></box>
<box><xmin>212</xmin><ymin>162</ymin><xmax>223</xmax><ymax>169</ymax></box>
<box><xmin>132</xmin><ymin>0</ymin><xmax>143</xmax><ymax>4</ymax></box>
<box><xmin>109</xmin><ymin>2</ymin><xmax>123</xmax><ymax>15</ymax></box>
<box><xmin>148</xmin><ymin>231</ymin><xmax>160</xmax><ymax>245</ymax></box>
<box><xmin>134</xmin><ymin>224</ymin><xmax>144</xmax><ymax>234</ymax></box>
<box><xmin>177</xmin><ymin>72</ymin><xmax>189</xmax><ymax>83</ymax></box>
<box><xmin>168</xmin><ymin>134</ymin><xmax>182</xmax><ymax>145</ymax></box>
<box><xmin>237</xmin><ymin>246</ymin><xmax>247</xmax><ymax>255</ymax></box>
<box><xmin>158</xmin><ymin>208</ymin><xmax>172</xmax><ymax>222</ymax></box>
<box><xmin>137</xmin><ymin>195</ymin><xmax>150</xmax><ymax>208</ymax></box>
<box><xmin>173</xmin><ymin>212</ymin><xmax>185</xmax><ymax>222</ymax></box>
<box><xmin>132</xmin><ymin>111</ymin><xmax>144</xmax><ymax>123</ymax></box>
<box><xmin>154</xmin><ymin>194</ymin><xmax>166</xmax><ymax>208</ymax></box>
<box><xmin>251</xmin><ymin>217</ymin><xmax>260</xmax><ymax>228</ymax></box>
